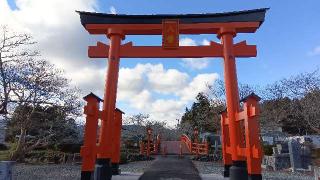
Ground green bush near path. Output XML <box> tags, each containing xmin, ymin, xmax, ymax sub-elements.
<box><xmin>0</xmin><ymin>150</ymin><xmax>10</xmax><ymax>161</ymax></box>
<box><xmin>262</xmin><ymin>145</ymin><xmax>274</xmax><ymax>156</ymax></box>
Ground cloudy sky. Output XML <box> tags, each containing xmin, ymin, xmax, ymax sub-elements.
<box><xmin>1</xmin><ymin>0</ymin><xmax>319</xmax><ymax>126</ymax></box>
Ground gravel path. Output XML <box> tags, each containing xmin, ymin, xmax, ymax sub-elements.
<box><xmin>13</xmin><ymin>160</ymin><xmax>154</xmax><ymax>180</ymax></box>
<box><xmin>193</xmin><ymin>161</ymin><xmax>315</xmax><ymax>180</ymax></box>
<box><xmin>12</xmin><ymin>160</ymin><xmax>315</xmax><ymax>180</ymax></box>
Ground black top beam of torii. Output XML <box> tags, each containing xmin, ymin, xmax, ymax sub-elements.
<box><xmin>77</xmin><ymin>8</ymin><xmax>268</xmax><ymax>26</ymax></box>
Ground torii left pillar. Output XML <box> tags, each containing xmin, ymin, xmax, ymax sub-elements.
<box><xmin>95</xmin><ymin>29</ymin><xmax>125</xmax><ymax>180</ymax></box>
<box><xmin>80</xmin><ymin>93</ymin><xmax>102</xmax><ymax>180</ymax></box>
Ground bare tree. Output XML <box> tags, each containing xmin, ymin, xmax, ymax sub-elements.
<box><xmin>0</xmin><ymin>26</ymin><xmax>39</xmax><ymax>115</ymax></box>
<box><xmin>301</xmin><ymin>89</ymin><xmax>320</xmax><ymax>134</ymax></box>
<box><xmin>9</xmin><ymin>58</ymin><xmax>81</xmax><ymax>161</ymax></box>
<box><xmin>0</xmin><ymin>26</ymin><xmax>82</xmax><ymax>161</ymax></box>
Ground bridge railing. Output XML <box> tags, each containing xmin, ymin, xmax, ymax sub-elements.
<box><xmin>139</xmin><ymin>134</ymin><xmax>161</xmax><ymax>156</ymax></box>
<box><xmin>181</xmin><ymin>134</ymin><xmax>208</xmax><ymax>155</ymax></box>
<box><xmin>191</xmin><ymin>142</ymin><xmax>209</xmax><ymax>155</ymax></box>
<box><xmin>180</xmin><ymin>134</ymin><xmax>192</xmax><ymax>152</ymax></box>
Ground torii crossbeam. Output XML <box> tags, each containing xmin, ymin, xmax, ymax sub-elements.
<box><xmin>77</xmin><ymin>8</ymin><xmax>268</xmax><ymax>180</ymax></box>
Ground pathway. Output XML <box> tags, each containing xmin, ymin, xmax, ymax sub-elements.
<box><xmin>139</xmin><ymin>155</ymin><xmax>201</xmax><ymax>180</ymax></box>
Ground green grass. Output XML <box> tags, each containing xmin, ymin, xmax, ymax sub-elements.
<box><xmin>0</xmin><ymin>150</ymin><xmax>11</xmax><ymax>161</ymax></box>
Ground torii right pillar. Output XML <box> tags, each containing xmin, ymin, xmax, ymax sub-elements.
<box><xmin>218</xmin><ymin>27</ymin><xmax>263</xmax><ymax>180</ymax></box>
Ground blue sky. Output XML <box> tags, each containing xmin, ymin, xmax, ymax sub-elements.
<box><xmin>93</xmin><ymin>0</ymin><xmax>320</xmax><ymax>85</ymax></box>
<box><xmin>2</xmin><ymin>0</ymin><xmax>320</xmax><ymax>126</ymax></box>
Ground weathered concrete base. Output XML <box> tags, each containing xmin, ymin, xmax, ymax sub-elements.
<box><xmin>112</xmin><ymin>172</ymin><xmax>142</xmax><ymax>180</ymax></box>
<box><xmin>229</xmin><ymin>161</ymin><xmax>248</xmax><ymax>180</ymax></box>
<box><xmin>223</xmin><ymin>165</ymin><xmax>231</xmax><ymax>177</ymax></box>
<box><xmin>111</xmin><ymin>163</ymin><xmax>121</xmax><ymax>175</ymax></box>
<box><xmin>200</xmin><ymin>174</ymin><xmax>228</xmax><ymax>180</ymax></box>
<box><xmin>94</xmin><ymin>158</ymin><xmax>112</xmax><ymax>180</ymax></box>
<box><xmin>248</xmin><ymin>174</ymin><xmax>262</xmax><ymax>180</ymax></box>
<box><xmin>0</xmin><ymin>161</ymin><xmax>15</xmax><ymax>180</ymax></box>
<box><xmin>80</xmin><ymin>171</ymin><xmax>93</xmax><ymax>180</ymax></box>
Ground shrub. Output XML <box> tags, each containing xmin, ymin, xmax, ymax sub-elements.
<box><xmin>0</xmin><ymin>150</ymin><xmax>10</xmax><ymax>161</ymax></box>
<box><xmin>119</xmin><ymin>152</ymin><xmax>128</xmax><ymax>164</ymax></box>
<box><xmin>58</xmin><ymin>144</ymin><xmax>81</xmax><ymax>153</ymax></box>
<box><xmin>25</xmin><ymin>150</ymin><xmax>65</xmax><ymax>164</ymax></box>
<box><xmin>0</xmin><ymin>144</ymin><xmax>8</xmax><ymax>151</ymax></box>
<box><xmin>263</xmin><ymin>145</ymin><xmax>274</xmax><ymax>156</ymax></box>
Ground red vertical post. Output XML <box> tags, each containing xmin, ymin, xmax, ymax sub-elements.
<box><xmin>193</xmin><ymin>128</ymin><xmax>199</xmax><ymax>156</ymax></box>
<box><xmin>140</xmin><ymin>141</ymin><xmax>145</xmax><ymax>155</ymax></box>
<box><xmin>179</xmin><ymin>142</ymin><xmax>183</xmax><ymax>158</ymax></box>
<box><xmin>146</xmin><ymin>127</ymin><xmax>152</xmax><ymax>158</ymax></box>
<box><xmin>111</xmin><ymin>108</ymin><xmax>124</xmax><ymax>175</ymax></box>
<box><xmin>96</xmin><ymin>29</ymin><xmax>124</xmax><ymax>180</ymax></box>
<box><xmin>218</xmin><ymin>27</ymin><xmax>247</xmax><ymax>179</ymax></box>
<box><xmin>220</xmin><ymin>111</ymin><xmax>232</xmax><ymax>177</ymax></box>
<box><xmin>243</xmin><ymin>94</ymin><xmax>262</xmax><ymax>179</ymax></box>
<box><xmin>205</xmin><ymin>141</ymin><xmax>209</xmax><ymax>155</ymax></box>
<box><xmin>80</xmin><ymin>93</ymin><xmax>102</xmax><ymax>180</ymax></box>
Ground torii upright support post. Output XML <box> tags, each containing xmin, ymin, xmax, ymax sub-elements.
<box><xmin>96</xmin><ymin>29</ymin><xmax>124</xmax><ymax>180</ymax></box>
<box><xmin>218</xmin><ymin>28</ymin><xmax>248</xmax><ymax>179</ymax></box>
<box><xmin>111</xmin><ymin>108</ymin><xmax>124</xmax><ymax>175</ymax></box>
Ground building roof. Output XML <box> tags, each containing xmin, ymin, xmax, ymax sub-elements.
<box><xmin>83</xmin><ymin>92</ymin><xmax>103</xmax><ymax>102</ymax></box>
<box><xmin>76</xmin><ymin>8</ymin><xmax>268</xmax><ymax>27</ymax></box>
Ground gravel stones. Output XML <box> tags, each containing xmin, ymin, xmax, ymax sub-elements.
<box><xmin>192</xmin><ymin>161</ymin><xmax>314</xmax><ymax>180</ymax></box>
<box><xmin>13</xmin><ymin>160</ymin><xmax>154</xmax><ymax>180</ymax></box>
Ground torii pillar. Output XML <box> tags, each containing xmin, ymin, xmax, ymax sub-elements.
<box><xmin>95</xmin><ymin>29</ymin><xmax>125</xmax><ymax>180</ymax></box>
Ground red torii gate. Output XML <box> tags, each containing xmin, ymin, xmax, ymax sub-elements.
<box><xmin>77</xmin><ymin>8</ymin><xmax>267</xmax><ymax>180</ymax></box>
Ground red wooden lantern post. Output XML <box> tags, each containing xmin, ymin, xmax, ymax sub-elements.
<box><xmin>146</xmin><ymin>127</ymin><xmax>153</xmax><ymax>158</ymax></box>
<box><xmin>193</xmin><ymin>128</ymin><xmax>199</xmax><ymax>156</ymax></box>
<box><xmin>111</xmin><ymin>108</ymin><xmax>124</xmax><ymax>175</ymax></box>
<box><xmin>242</xmin><ymin>94</ymin><xmax>263</xmax><ymax>179</ymax></box>
<box><xmin>140</xmin><ymin>141</ymin><xmax>145</xmax><ymax>155</ymax></box>
<box><xmin>80</xmin><ymin>93</ymin><xmax>102</xmax><ymax>180</ymax></box>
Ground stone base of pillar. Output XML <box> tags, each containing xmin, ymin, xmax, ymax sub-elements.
<box><xmin>230</xmin><ymin>161</ymin><xmax>248</xmax><ymax>180</ymax></box>
<box><xmin>80</xmin><ymin>171</ymin><xmax>92</xmax><ymax>180</ymax></box>
<box><xmin>111</xmin><ymin>163</ymin><xmax>121</xmax><ymax>175</ymax></box>
<box><xmin>223</xmin><ymin>165</ymin><xmax>231</xmax><ymax>177</ymax></box>
<box><xmin>94</xmin><ymin>158</ymin><xmax>112</xmax><ymax>180</ymax></box>
<box><xmin>248</xmin><ymin>174</ymin><xmax>262</xmax><ymax>180</ymax></box>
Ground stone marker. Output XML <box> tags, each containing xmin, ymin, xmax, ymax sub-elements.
<box><xmin>288</xmin><ymin>139</ymin><xmax>302</xmax><ymax>171</ymax></box>
<box><xmin>314</xmin><ymin>166</ymin><xmax>320</xmax><ymax>180</ymax></box>
<box><xmin>0</xmin><ymin>161</ymin><xmax>14</xmax><ymax>180</ymax></box>
<box><xmin>0</xmin><ymin>117</ymin><xmax>5</xmax><ymax>145</ymax></box>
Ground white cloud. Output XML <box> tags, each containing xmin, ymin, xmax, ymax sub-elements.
<box><xmin>109</xmin><ymin>6</ymin><xmax>117</xmax><ymax>14</ymax></box>
<box><xmin>0</xmin><ymin>0</ymin><xmax>101</xmax><ymax>84</ymax></box>
<box><xmin>308</xmin><ymin>46</ymin><xmax>320</xmax><ymax>56</ymax></box>
<box><xmin>202</xmin><ymin>39</ymin><xmax>210</xmax><ymax>45</ymax></box>
<box><xmin>177</xmin><ymin>73</ymin><xmax>219</xmax><ymax>101</ymax></box>
<box><xmin>146</xmin><ymin>64</ymin><xmax>189</xmax><ymax>94</ymax></box>
<box><xmin>66</xmin><ymin>67</ymin><xmax>105</xmax><ymax>95</ymax></box>
<box><xmin>179</xmin><ymin>37</ymin><xmax>196</xmax><ymax>46</ymax></box>
<box><xmin>179</xmin><ymin>37</ymin><xmax>215</xmax><ymax>70</ymax></box>
<box><xmin>181</xmin><ymin>58</ymin><xmax>210</xmax><ymax>70</ymax></box>
<box><xmin>117</xmin><ymin>63</ymin><xmax>219</xmax><ymax>126</ymax></box>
